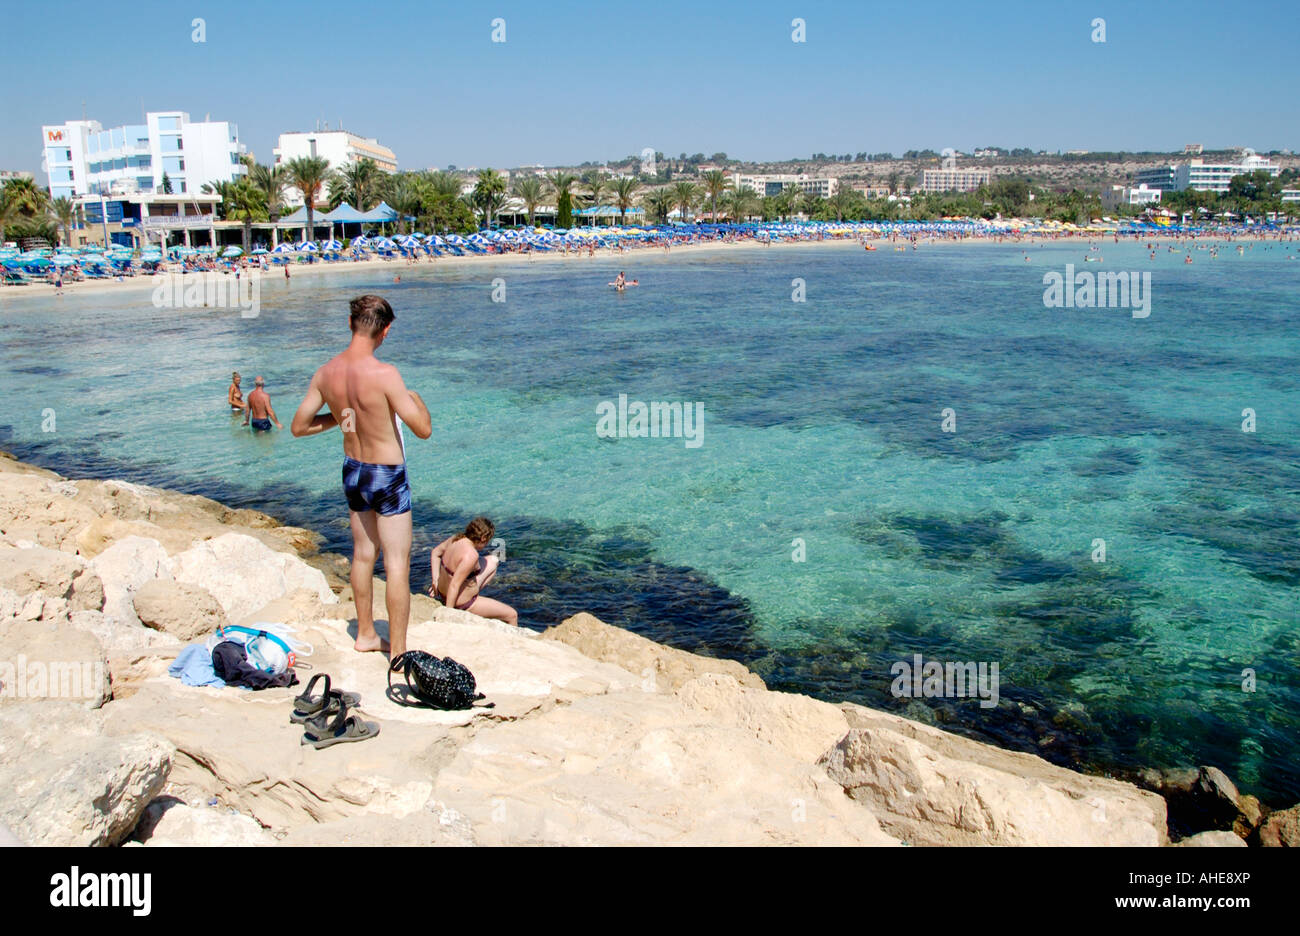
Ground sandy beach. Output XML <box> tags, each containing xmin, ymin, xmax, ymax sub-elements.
<box><xmin>4</xmin><ymin>229</ymin><xmax>1297</xmax><ymax>302</ymax></box>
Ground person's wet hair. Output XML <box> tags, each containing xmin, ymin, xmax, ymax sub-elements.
<box><xmin>349</xmin><ymin>295</ymin><xmax>395</xmax><ymax>338</ymax></box>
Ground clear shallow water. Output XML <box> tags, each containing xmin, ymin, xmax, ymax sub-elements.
<box><xmin>2</xmin><ymin>241</ymin><xmax>1298</xmax><ymax>801</ymax></box>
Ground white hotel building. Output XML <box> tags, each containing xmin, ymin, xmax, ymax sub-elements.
<box><xmin>919</xmin><ymin>167</ymin><xmax>991</xmax><ymax>194</ymax></box>
<box><xmin>1134</xmin><ymin>150</ymin><xmax>1280</xmax><ymax>194</ymax></box>
<box><xmin>273</xmin><ymin>129</ymin><xmax>398</xmax><ymax>204</ymax></box>
<box><xmin>730</xmin><ymin>173</ymin><xmax>838</xmax><ymax>198</ymax></box>
<box><xmin>42</xmin><ymin>111</ymin><xmax>246</xmax><ymax>199</ymax></box>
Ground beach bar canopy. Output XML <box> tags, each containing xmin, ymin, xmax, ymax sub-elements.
<box><xmin>572</xmin><ymin>205</ymin><xmax>646</xmax><ymax>226</ymax></box>
<box><xmin>274</xmin><ymin>201</ymin><xmax>399</xmax><ymax>242</ymax></box>
<box><xmin>325</xmin><ymin>203</ymin><xmax>369</xmax><ymax>223</ymax></box>
<box><xmin>357</xmin><ymin>202</ymin><xmax>398</xmax><ymax>223</ymax></box>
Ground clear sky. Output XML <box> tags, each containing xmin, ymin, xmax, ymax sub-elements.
<box><xmin>3</xmin><ymin>0</ymin><xmax>1296</xmax><ymax>175</ymax></box>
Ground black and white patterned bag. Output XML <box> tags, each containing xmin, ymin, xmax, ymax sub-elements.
<box><xmin>388</xmin><ymin>650</ymin><xmax>493</xmax><ymax>710</ymax></box>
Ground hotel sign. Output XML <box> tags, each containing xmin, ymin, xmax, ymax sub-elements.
<box><xmin>46</xmin><ymin>129</ymin><xmax>64</xmax><ymax>142</ymax></box>
<box><xmin>142</xmin><ymin>215</ymin><xmax>214</xmax><ymax>229</ymax></box>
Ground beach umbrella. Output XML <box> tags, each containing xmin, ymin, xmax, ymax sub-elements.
<box><xmin>251</xmin><ymin>247</ymin><xmax>268</xmax><ymax>255</ymax></box>
<box><xmin>222</xmin><ymin>246</ymin><xmax>243</xmax><ymax>257</ymax></box>
<box><xmin>272</xmin><ymin>243</ymin><xmax>297</xmax><ymax>253</ymax></box>
<box><xmin>321</xmin><ymin>239</ymin><xmax>342</xmax><ymax>250</ymax></box>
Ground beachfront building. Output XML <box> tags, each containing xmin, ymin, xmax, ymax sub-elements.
<box><xmin>273</xmin><ymin>128</ymin><xmax>398</xmax><ymax>204</ymax></box>
<box><xmin>1134</xmin><ymin>165</ymin><xmax>1177</xmax><ymax>191</ymax></box>
<box><xmin>851</xmin><ymin>183</ymin><xmax>893</xmax><ymax>199</ymax></box>
<box><xmin>1282</xmin><ymin>190</ymin><xmax>1300</xmax><ymax>203</ymax></box>
<box><xmin>41</xmin><ymin>111</ymin><xmax>246</xmax><ymax>200</ymax></box>
<box><xmin>1100</xmin><ymin>184</ymin><xmax>1162</xmax><ymax>210</ymax></box>
<box><xmin>1135</xmin><ymin>151</ymin><xmax>1280</xmax><ymax>194</ymax></box>
<box><xmin>70</xmin><ymin>191</ymin><xmax>221</xmax><ymax>250</ymax></box>
<box><xmin>731</xmin><ymin>173</ymin><xmax>838</xmax><ymax>198</ymax></box>
<box><xmin>918</xmin><ymin>167</ymin><xmax>991</xmax><ymax>193</ymax></box>
<box><xmin>1175</xmin><ymin>153</ymin><xmax>1280</xmax><ymax>193</ymax></box>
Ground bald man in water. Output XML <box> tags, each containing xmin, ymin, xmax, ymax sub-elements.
<box><xmin>242</xmin><ymin>376</ymin><xmax>282</xmax><ymax>431</ymax></box>
<box><xmin>290</xmin><ymin>295</ymin><xmax>431</xmax><ymax>659</ymax></box>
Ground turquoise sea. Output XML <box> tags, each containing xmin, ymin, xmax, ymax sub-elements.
<box><xmin>2</xmin><ymin>241</ymin><xmax>1297</xmax><ymax>801</ymax></box>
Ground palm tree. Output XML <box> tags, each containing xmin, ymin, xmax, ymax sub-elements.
<box><xmin>887</xmin><ymin>171</ymin><xmax>902</xmax><ymax>196</ymax></box>
<box><xmin>427</xmin><ymin>171</ymin><xmax>464</xmax><ymax>201</ymax></box>
<box><xmin>250</xmin><ymin>163</ymin><xmax>286</xmax><ymax>220</ymax></box>
<box><xmin>284</xmin><ymin>155</ymin><xmax>331</xmax><ymax>242</ymax></box>
<box><xmin>202</xmin><ymin>178</ymin><xmax>267</xmax><ymax>253</ymax></box>
<box><xmin>331</xmin><ymin>157</ymin><xmax>380</xmax><ymax>211</ymax></box>
<box><xmin>47</xmin><ymin>196</ymin><xmax>77</xmax><ymax>246</ymax></box>
<box><xmin>725</xmin><ymin>185</ymin><xmax>757</xmax><ymax>222</ymax></box>
<box><xmin>473</xmin><ymin>169</ymin><xmax>507</xmax><ymax>230</ymax></box>
<box><xmin>644</xmin><ymin>189</ymin><xmax>674</xmax><ymax>225</ymax></box>
<box><xmin>2</xmin><ymin>177</ymin><xmax>48</xmax><ymax>217</ymax></box>
<box><xmin>0</xmin><ymin>190</ymin><xmax>22</xmax><ymax>245</ymax></box>
<box><xmin>827</xmin><ymin>189</ymin><xmax>845</xmax><ymax>222</ymax></box>
<box><xmin>583</xmin><ymin>173</ymin><xmax>608</xmax><ymax>210</ymax></box>
<box><xmin>776</xmin><ymin>184</ymin><xmax>801</xmax><ymax>220</ymax></box>
<box><xmin>383</xmin><ymin>173</ymin><xmax>423</xmax><ymax>235</ymax></box>
<box><xmin>512</xmin><ymin>176</ymin><xmax>545</xmax><ymax>227</ymax></box>
<box><xmin>610</xmin><ymin>177</ymin><xmax>641</xmax><ymax>225</ymax></box>
<box><xmin>700</xmin><ymin>170</ymin><xmax>730</xmax><ymax>222</ymax></box>
<box><xmin>671</xmin><ymin>181</ymin><xmax>698</xmax><ymax>222</ymax></box>
<box><xmin>546</xmin><ymin>171</ymin><xmax>580</xmax><ymax>228</ymax></box>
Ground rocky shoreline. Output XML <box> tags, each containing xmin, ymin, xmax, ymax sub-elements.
<box><xmin>0</xmin><ymin>450</ymin><xmax>1295</xmax><ymax>847</ymax></box>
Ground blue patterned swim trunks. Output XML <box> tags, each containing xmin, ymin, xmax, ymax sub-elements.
<box><xmin>342</xmin><ymin>458</ymin><xmax>411</xmax><ymax>516</ymax></box>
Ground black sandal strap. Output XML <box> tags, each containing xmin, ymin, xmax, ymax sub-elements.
<box><xmin>294</xmin><ymin>673</ymin><xmax>328</xmax><ymax>709</ymax></box>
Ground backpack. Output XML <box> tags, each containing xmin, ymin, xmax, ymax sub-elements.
<box><xmin>388</xmin><ymin>650</ymin><xmax>493</xmax><ymax>711</ymax></box>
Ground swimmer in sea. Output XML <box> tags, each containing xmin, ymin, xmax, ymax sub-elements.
<box><xmin>242</xmin><ymin>376</ymin><xmax>283</xmax><ymax>431</ymax></box>
<box><xmin>228</xmin><ymin>372</ymin><xmax>246</xmax><ymax>415</ymax></box>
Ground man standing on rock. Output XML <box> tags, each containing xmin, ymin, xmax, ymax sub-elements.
<box><xmin>290</xmin><ymin>295</ymin><xmax>431</xmax><ymax>659</ymax></box>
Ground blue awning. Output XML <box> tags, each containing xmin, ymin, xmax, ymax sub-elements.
<box><xmin>324</xmin><ymin>202</ymin><xmax>369</xmax><ymax>222</ymax></box>
<box><xmin>357</xmin><ymin>201</ymin><xmax>398</xmax><ymax>222</ymax></box>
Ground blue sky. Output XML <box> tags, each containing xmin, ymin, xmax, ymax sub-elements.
<box><xmin>4</xmin><ymin>0</ymin><xmax>1297</xmax><ymax>174</ymax></box>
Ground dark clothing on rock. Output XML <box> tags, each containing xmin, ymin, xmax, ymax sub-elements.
<box><xmin>211</xmin><ymin>641</ymin><xmax>298</xmax><ymax>690</ymax></box>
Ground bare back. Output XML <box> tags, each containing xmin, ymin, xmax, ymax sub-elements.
<box><xmin>315</xmin><ymin>351</ymin><xmax>405</xmax><ymax>464</ymax></box>
<box><xmin>246</xmin><ymin>388</ymin><xmax>271</xmax><ymax>420</ymax></box>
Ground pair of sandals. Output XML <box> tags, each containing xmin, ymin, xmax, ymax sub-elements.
<box><xmin>292</xmin><ymin>674</ymin><xmax>380</xmax><ymax>748</ymax></box>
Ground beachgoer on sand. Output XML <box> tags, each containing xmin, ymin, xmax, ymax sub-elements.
<box><xmin>290</xmin><ymin>295</ymin><xmax>432</xmax><ymax>659</ymax></box>
<box><xmin>429</xmin><ymin>517</ymin><xmax>517</xmax><ymax>626</ymax></box>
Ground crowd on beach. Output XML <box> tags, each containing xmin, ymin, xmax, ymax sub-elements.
<box><xmin>7</xmin><ymin>219</ymin><xmax>1299</xmax><ymax>291</ymax></box>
